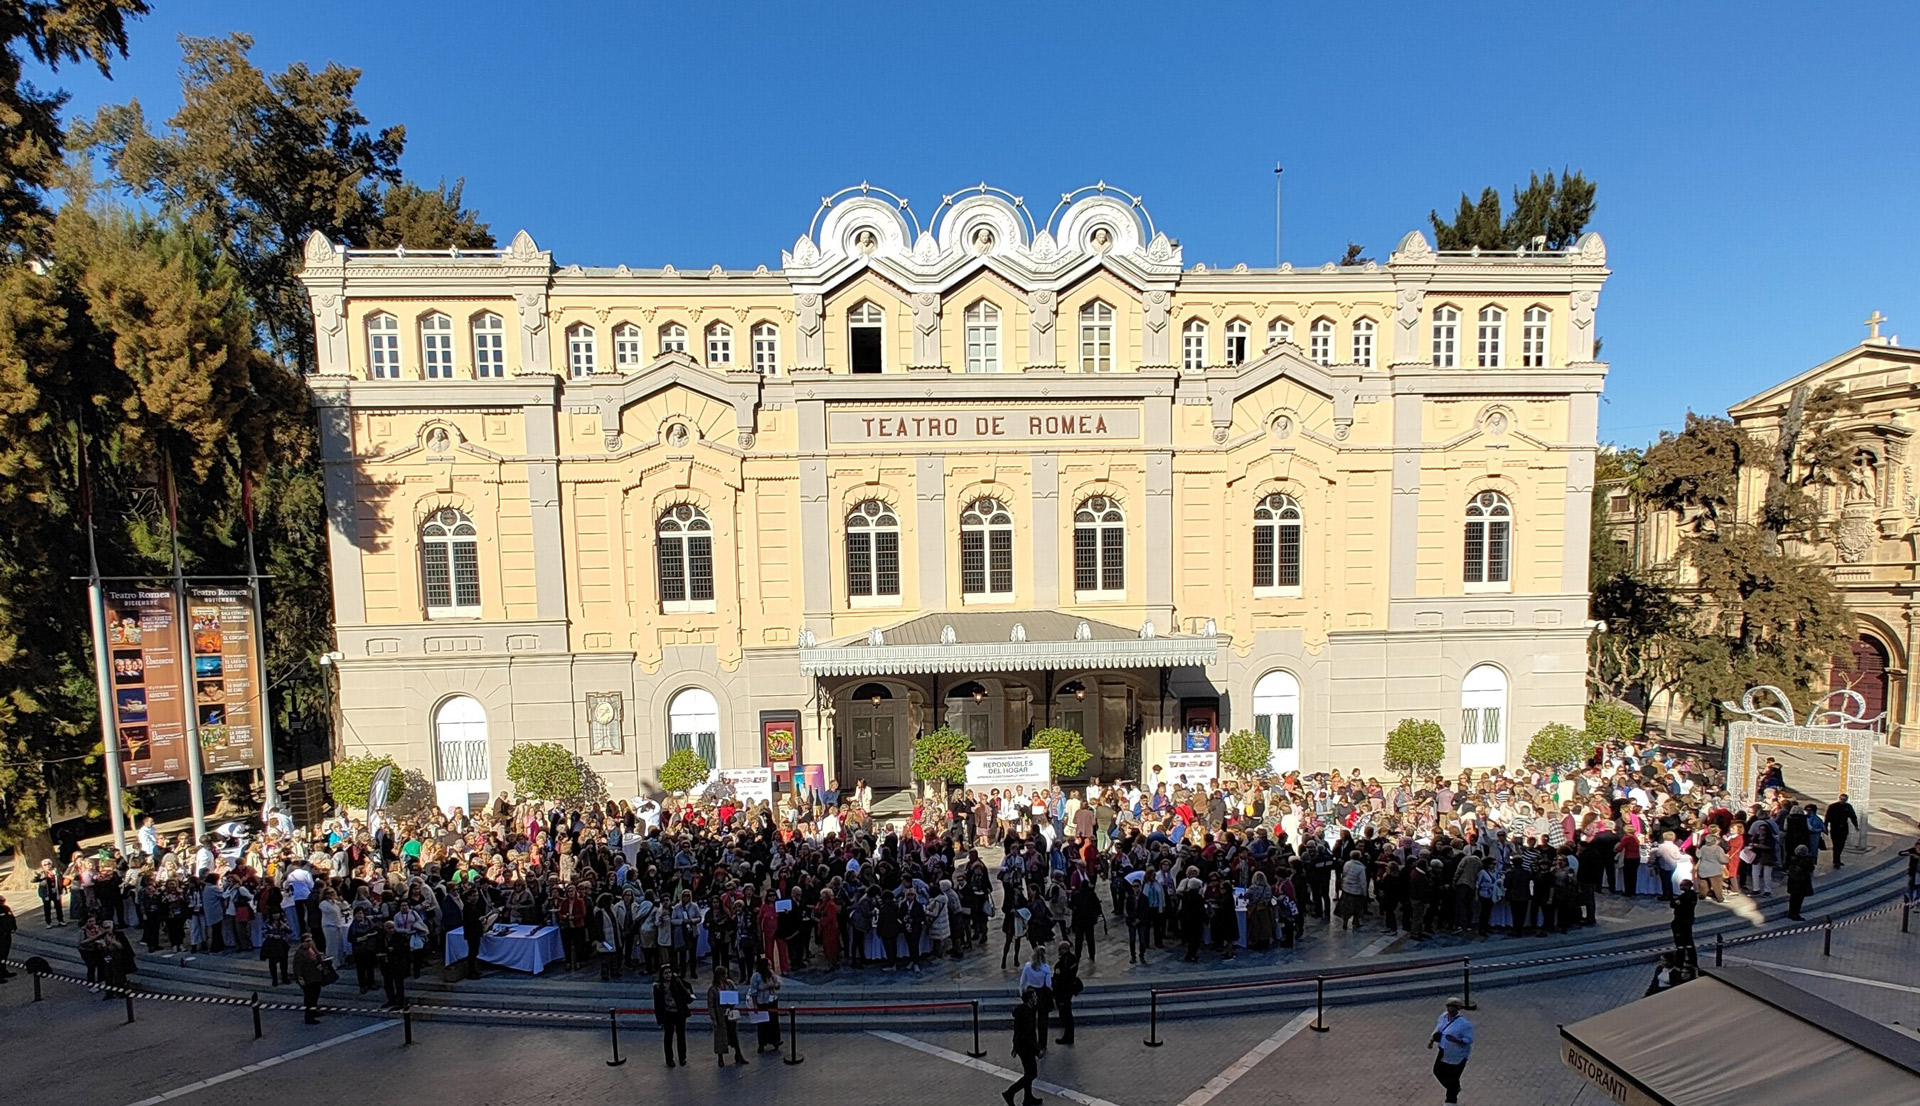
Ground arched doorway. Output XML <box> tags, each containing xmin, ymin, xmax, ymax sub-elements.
<box><xmin>1252</xmin><ymin>671</ymin><xmax>1301</xmax><ymax>774</ymax></box>
<box><xmin>434</xmin><ymin>695</ymin><xmax>491</xmax><ymax>814</ymax></box>
<box><xmin>1460</xmin><ymin>665</ymin><xmax>1508</xmax><ymax>769</ymax></box>
<box><xmin>840</xmin><ymin>682</ymin><xmax>905</xmax><ymax>788</ymax></box>
<box><xmin>1830</xmin><ymin>635</ymin><xmax>1891</xmax><ymax>727</ymax></box>
<box><xmin>667</xmin><ymin>688</ymin><xmax>721</xmax><ymax>769</ymax></box>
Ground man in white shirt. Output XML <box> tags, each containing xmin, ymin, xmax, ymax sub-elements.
<box><xmin>1429</xmin><ymin>997</ymin><xmax>1475</xmax><ymax>1104</ymax></box>
<box><xmin>137</xmin><ymin>816</ymin><xmax>160</xmax><ymax>862</ymax></box>
<box><xmin>285</xmin><ymin>861</ymin><xmax>313</xmax><ymax>939</ymax></box>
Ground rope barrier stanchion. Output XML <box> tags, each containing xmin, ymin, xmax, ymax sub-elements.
<box><xmin>124</xmin><ymin>992</ymin><xmax>135</xmax><ymax>1024</ymax></box>
<box><xmin>403</xmin><ymin>1007</ymin><xmax>413</xmax><ymax>1046</ymax></box>
<box><xmin>1142</xmin><ymin>989</ymin><xmax>1162</xmax><ymax>1047</ymax></box>
<box><xmin>966</xmin><ymin>999</ymin><xmax>986</xmax><ymax>1058</ymax></box>
<box><xmin>1903</xmin><ymin>896</ymin><xmax>1911</xmax><ymax>934</ymax></box>
<box><xmin>1714</xmin><ymin>934</ymin><xmax>1723</xmax><ymax>968</ymax></box>
<box><xmin>606</xmin><ymin>1009</ymin><xmax>625</xmax><ymax>1067</ymax></box>
<box><xmin>32</xmin><ymin>970</ymin><xmax>42</xmax><ymax>1003</ymax></box>
<box><xmin>1460</xmin><ymin>957</ymin><xmax>1475</xmax><ymax>1011</ymax></box>
<box><xmin>1824</xmin><ymin>915</ymin><xmax>1834</xmax><ymax>957</ymax></box>
<box><xmin>252</xmin><ymin>991</ymin><xmax>263</xmax><ymax>1040</ymax></box>
<box><xmin>1309</xmin><ymin>975</ymin><xmax>1328</xmax><ymax>1033</ymax></box>
<box><xmin>783</xmin><ymin>1006</ymin><xmax>804</xmax><ymax>1065</ymax></box>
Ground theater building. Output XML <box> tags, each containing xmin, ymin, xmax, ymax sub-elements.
<box><xmin>298</xmin><ymin>183</ymin><xmax>1611</xmax><ymax>809</ymax></box>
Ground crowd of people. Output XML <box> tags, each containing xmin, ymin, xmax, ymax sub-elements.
<box><xmin>15</xmin><ymin>739</ymin><xmax>1881</xmax><ymax>1038</ymax></box>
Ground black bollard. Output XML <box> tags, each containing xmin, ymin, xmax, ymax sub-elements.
<box><xmin>124</xmin><ymin>993</ymin><xmax>135</xmax><ymax>1024</ymax></box>
<box><xmin>783</xmin><ymin>1006</ymin><xmax>804</xmax><ymax>1065</ymax></box>
<box><xmin>1143</xmin><ymin>989</ymin><xmax>1163</xmax><ymax>1047</ymax></box>
<box><xmin>252</xmin><ymin>992</ymin><xmax>263</xmax><ymax>1039</ymax></box>
<box><xmin>1823</xmin><ymin>916</ymin><xmax>1833</xmax><ymax>957</ymax></box>
<box><xmin>1461</xmin><ymin>958</ymin><xmax>1476</xmax><ymax>1010</ymax></box>
<box><xmin>1714</xmin><ymin>933</ymin><xmax>1723</xmax><ymax>967</ymax></box>
<box><xmin>967</xmin><ymin>999</ymin><xmax>986</xmax><ymax>1058</ymax></box>
<box><xmin>606</xmin><ymin>1009</ymin><xmax>625</xmax><ymax>1067</ymax></box>
<box><xmin>1310</xmin><ymin>976</ymin><xmax>1329</xmax><ymax>1033</ymax></box>
<box><xmin>403</xmin><ymin>1008</ymin><xmax>413</xmax><ymax>1046</ymax></box>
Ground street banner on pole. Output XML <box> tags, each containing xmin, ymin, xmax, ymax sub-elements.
<box><xmin>103</xmin><ymin>589</ymin><xmax>190</xmax><ymax>785</ymax></box>
<box><xmin>186</xmin><ymin>585</ymin><xmax>266</xmax><ymax>774</ymax></box>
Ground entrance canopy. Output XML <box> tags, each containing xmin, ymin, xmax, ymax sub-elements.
<box><xmin>797</xmin><ymin>611</ymin><xmax>1223</xmax><ymax>677</ymax></box>
<box><xmin>1560</xmin><ymin>967</ymin><xmax>1920</xmax><ymax>1106</ymax></box>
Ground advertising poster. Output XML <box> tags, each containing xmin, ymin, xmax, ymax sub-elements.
<box><xmin>187</xmin><ymin>585</ymin><xmax>266</xmax><ymax>774</ymax></box>
<box><xmin>716</xmin><ymin>766</ymin><xmax>775</xmax><ymax>804</ymax></box>
<box><xmin>104</xmin><ymin>589</ymin><xmax>189</xmax><ymax>785</ymax></box>
<box><xmin>965</xmin><ymin>749</ymin><xmax>1052</xmax><ymax>789</ymax></box>
<box><xmin>1165</xmin><ymin>751</ymin><xmax>1220</xmax><ymax>786</ymax></box>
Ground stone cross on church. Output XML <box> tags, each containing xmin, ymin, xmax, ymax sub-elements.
<box><xmin>1863</xmin><ymin>310</ymin><xmax>1888</xmax><ymax>341</ymax></box>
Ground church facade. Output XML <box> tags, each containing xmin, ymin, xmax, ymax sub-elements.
<box><xmin>298</xmin><ymin>183</ymin><xmax>1611</xmax><ymax>809</ymax></box>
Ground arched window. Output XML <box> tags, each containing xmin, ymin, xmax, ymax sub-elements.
<box><xmin>613</xmin><ymin>322</ymin><xmax>645</xmax><ymax>369</ymax></box>
<box><xmin>848</xmin><ymin>301</ymin><xmax>884</xmax><ymax>373</ymax></box>
<box><xmin>1477</xmin><ymin>306</ymin><xmax>1505</xmax><ymax>367</ymax></box>
<box><xmin>960</xmin><ymin>497</ymin><xmax>1014</xmax><ymax>597</ymax></box>
<box><xmin>366</xmin><ymin>312</ymin><xmax>400</xmax><ymax>378</ymax></box>
<box><xmin>659</xmin><ymin>323</ymin><xmax>688</xmax><ymax>355</ymax></box>
<box><xmin>1224</xmin><ymin>319</ymin><xmax>1250</xmax><ymax>366</ymax></box>
<box><xmin>566</xmin><ymin>323</ymin><xmax>597</xmax><ymax>377</ymax></box>
<box><xmin>421</xmin><ymin>507</ymin><xmax>481</xmax><ymax>616</ymax></box>
<box><xmin>964</xmin><ymin>301</ymin><xmax>1001</xmax><ymax>373</ymax></box>
<box><xmin>1267</xmin><ymin>318</ymin><xmax>1293</xmax><ymax>350</ymax></box>
<box><xmin>1431</xmin><ymin>305</ymin><xmax>1459</xmax><ymax>367</ymax></box>
<box><xmin>1252</xmin><ymin>493</ymin><xmax>1303</xmax><ymax>591</ymax></box>
<box><xmin>667</xmin><ymin>687</ymin><xmax>720</xmax><ymax>770</ymax></box>
<box><xmin>1182</xmin><ymin>319</ymin><xmax>1208</xmax><ymax>370</ymax></box>
<box><xmin>706</xmin><ymin>322</ymin><xmax>733</xmax><ymax>368</ymax></box>
<box><xmin>1079</xmin><ymin>301</ymin><xmax>1114</xmax><ymax>372</ymax></box>
<box><xmin>420</xmin><ymin>312</ymin><xmax>455</xmax><ymax>378</ymax></box>
<box><xmin>845</xmin><ymin>500</ymin><xmax>901</xmax><ymax>601</ymax></box>
<box><xmin>1073</xmin><ymin>495</ymin><xmax>1125</xmax><ymax>596</ymax></box>
<box><xmin>1521</xmin><ymin>306</ymin><xmax>1549</xmax><ymax>367</ymax></box>
<box><xmin>433</xmin><ymin>695</ymin><xmax>491</xmax><ymax>812</ymax></box>
<box><xmin>1252</xmin><ymin>670</ymin><xmax>1301</xmax><ymax>771</ymax></box>
<box><xmin>1460</xmin><ymin>664</ymin><xmax>1508</xmax><ymax>767</ymax></box>
<box><xmin>657</xmin><ymin>504</ymin><xmax>715</xmax><ymax>610</ymax></box>
<box><xmin>1464</xmin><ymin>491</ymin><xmax>1512</xmax><ymax>585</ymax></box>
<box><xmin>1309</xmin><ymin>318</ymin><xmax>1334</xmax><ymax>366</ymax></box>
<box><xmin>751</xmin><ymin>323</ymin><xmax>780</xmax><ymax>375</ymax></box>
<box><xmin>1351</xmin><ymin>317</ymin><xmax>1376</xmax><ymax>368</ymax></box>
<box><xmin>471</xmin><ymin>312</ymin><xmax>505</xmax><ymax>378</ymax></box>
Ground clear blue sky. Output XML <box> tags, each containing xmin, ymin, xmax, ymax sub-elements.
<box><xmin>35</xmin><ymin>1</ymin><xmax>1920</xmax><ymax>447</ymax></box>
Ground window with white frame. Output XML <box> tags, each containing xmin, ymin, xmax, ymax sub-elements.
<box><xmin>656</xmin><ymin>504</ymin><xmax>715</xmax><ymax>610</ymax></box>
<box><xmin>1460</xmin><ymin>664</ymin><xmax>1508</xmax><ymax>761</ymax></box>
<box><xmin>960</xmin><ymin>498</ymin><xmax>1014</xmax><ymax>598</ymax></box>
<box><xmin>420</xmin><ymin>312</ymin><xmax>455</xmax><ymax>378</ymax></box>
<box><xmin>659</xmin><ymin>323</ymin><xmax>688</xmax><ymax>355</ymax></box>
<box><xmin>1224</xmin><ymin>319</ymin><xmax>1249</xmax><ymax>366</ymax></box>
<box><xmin>1079</xmin><ymin>302</ymin><xmax>1114</xmax><ymax>372</ymax></box>
<box><xmin>964</xmin><ymin>301</ymin><xmax>1001</xmax><ymax>373</ymax></box>
<box><xmin>1522</xmin><ymin>306</ymin><xmax>1549</xmax><ymax>367</ymax></box>
<box><xmin>848</xmin><ymin>301</ymin><xmax>884</xmax><ymax>373</ymax></box>
<box><xmin>566</xmin><ymin>323</ymin><xmax>597</xmax><ymax>377</ymax></box>
<box><xmin>845</xmin><ymin>499</ymin><xmax>901</xmax><ymax>601</ymax></box>
<box><xmin>1182</xmin><ymin>319</ymin><xmax>1208</xmax><ymax>370</ymax></box>
<box><xmin>1463</xmin><ymin>491</ymin><xmax>1512</xmax><ymax>585</ymax></box>
<box><xmin>1309</xmin><ymin>318</ymin><xmax>1334</xmax><ymax>366</ymax></box>
<box><xmin>366</xmin><ymin>312</ymin><xmax>400</xmax><ymax>378</ymax></box>
<box><xmin>1252</xmin><ymin>493</ymin><xmax>1303</xmax><ymax>591</ymax></box>
<box><xmin>1267</xmin><ymin>318</ymin><xmax>1293</xmax><ymax>350</ymax></box>
<box><xmin>613</xmin><ymin>323</ymin><xmax>645</xmax><ymax>370</ymax></box>
<box><xmin>667</xmin><ymin>687</ymin><xmax>720</xmax><ymax>769</ymax></box>
<box><xmin>1252</xmin><ymin>670</ymin><xmax>1300</xmax><ymax>768</ymax></box>
<box><xmin>1477</xmin><ymin>306</ymin><xmax>1505</xmax><ymax>368</ymax></box>
<box><xmin>421</xmin><ymin>508</ymin><xmax>481</xmax><ymax>616</ymax></box>
<box><xmin>706</xmin><ymin>323</ymin><xmax>733</xmax><ymax>368</ymax></box>
<box><xmin>1352</xmin><ymin>317</ymin><xmax>1376</xmax><ymax>368</ymax></box>
<box><xmin>751</xmin><ymin>323</ymin><xmax>779</xmax><ymax>375</ymax></box>
<box><xmin>471</xmin><ymin>312</ymin><xmax>505</xmax><ymax>378</ymax></box>
<box><xmin>1431</xmin><ymin>305</ymin><xmax>1459</xmax><ymax>367</ymax></box>
<box><xmin>1073</xmin><ymin>496</ymin><xmax>1125</xmax><ymax>597</ymax></box>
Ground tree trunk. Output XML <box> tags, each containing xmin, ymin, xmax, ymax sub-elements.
<box><xmin>1</xmin><ymin>819</ymin><xmax>56</xmax><ymax>890</ymax></box>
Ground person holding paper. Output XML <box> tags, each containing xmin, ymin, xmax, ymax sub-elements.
<box><xmin>707</xmin><ymin>967</ymin><xmax>749</xmax><ymax>1066</ymax></box>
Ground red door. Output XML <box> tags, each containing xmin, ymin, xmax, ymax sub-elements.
<box><xmin>1829</xmin><ymin>635</ymin><xmax>1889</xmax><ymax>726</ymax></box>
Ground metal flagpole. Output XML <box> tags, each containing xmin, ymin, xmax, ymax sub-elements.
<box><xmin>166</xmin><ymin>457</ymin><xmax>211</xmax><ymax>844</ymax></box>
<box><xmin>1273</xmin><ymin>163</ymin><xmax>1284</xmax><ymax>266</ymax></box>
<box><xmin>241</xmin><ymin>472</ymin><xmax>279</xmax><ymax>813</ymax></box>
<box><xmin>81</xmin><ymin>421</ymin><xmax>129</xmax><ymax>853</ymax></box>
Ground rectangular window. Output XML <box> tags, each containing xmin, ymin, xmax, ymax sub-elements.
<box><xmin>1309</xmin><ymin>327</ymin><xmax>1332</xmax><ymax>365</ymax></box>
<box><xmin>1478</xmin><ymin>321</ymin><xmax>1503</xmax><ymax>367</ymax></box>
<box><xmin>615</xmin><ymin>329</ymin><xmax>644</xmax><ymax>368</ymax></box>
<box><xmin>1277</xmin><ymin>525</ymin><xmax>1301</xmax><ymax>588</ymax></box>
<box><xmin>1462</xmin><ymin>708</ymin><xmax>1481</xmax><ymax>744</ymax></box>
<box><xmin>1482</xmin><ymin>706</ymin><xmax>1502</xmax><ymax>744</ymax></box>
<box><xmin>847</xmin><ymin>533</ymin><xmax>873</xmax><ymax>597</ymax></box>
<box><xmin>1074</xmin><ymin>527</ymin><xmax>1098</xmax><ymax>592</ymax></box>
<box><xmin>452</xmin><ymin>542</ymin><xmax>480</xmax><ymax>608</ymax></box>
<box><xmin>422</xmin><ymin>543</ymin><xmax>452</xmax><ymax>609</ymax></box>
<box><xmin>474</xmin><ymin>328</ymin><xmax>505</xmax><ymax>377</ymax></box>
<box><xmin>1101</xmin><ymin>526</ymin><xmax>1124</xmax><ymax>592</ymax></box>
<box><xmin>1060</xmin><ymin>709</ymin><xmax>1086</xmax><ymax>737</ymax></box>
<box><xmin>422</xmin><ymin>328</ymin><xmax>455</xmax><ymax>379</ymax></box>
<box><xmin>850</xmin><ymin>326</ymin><xmax>883</xmax><ymax>373</ymax></box>
<box><xmin>1352</xmin><ymin>325</ymin><xmax>1374</xmax><ymax>368</ymax></box>
<box><xmin>1464</xmin><ymin>521</ymin><xmax>1486</xmax><ymax>583</ymax></box>
<box><xmin>874</xmin><ymin>529</ymin><xmax>900</xmax><ymax>596</ymax></box>
<box><xmin>966</xmin><ymin>318</ymin><xmax>999</xmax><ymax>372</ymax></box>
<box><xmin>1432</xmin><ymin>318</ymin><xmax>1457</xmax><ymax>367</ymax></box>
<box><xmin>658</xmin><ymin>540</ymin><xmax>686</xmax><ymax>603</ymax></box>
<box><xmin>369</xmin><ymin>330</ymin><xmax>400</xmax><ymax>379</ymax></box>
<box><xmin>1275</xmin><ymin>713</ymin><xmax>1294</xmax><ymax>750</ymax></box>
<box><xmin>753</xmin><ymin>330</ymin><xmax>779</xmax><ymax>375</ymax></box>
<box><xmin>687</xmin><ymin>536</ymin><xmax>714</xmax><ymax>601</ymax></box>
<box><xmin>988</xmin><ymin>530</ymin><xmax>1013</xmax><ymax>595</ymax></box>
<box><xmin>960</xmin><ymin>530</ymin><xmax>985</xmax><ymax>594</ymax></box>
<box><xmin>1523</xmin><ymin>313</ymin><xmax>1548</xmax><ymax>367</ymax></box>
<box><xmin>1224</xmin><ymin>332</ymin><xmax>1247</xmax><ymax>366</ymax></box>
<box><xmin>1252</xmin><ymin>525</ymin><xmax>1275</xmax><ymax>589</ymax></box>
<box><xmin>1486</xmin><ymin>520</ymin><xmax>1510</xmax><ymax>583</ymax></box>
<box><xmin>707</xmin><ymin>330</ymin><xmax>732</xmax><ymax>367</ymax></box>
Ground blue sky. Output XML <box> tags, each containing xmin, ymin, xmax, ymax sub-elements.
<box><xmin>36</xmin><ymin>1</ymin><xmax>1920</xmax><ymax>446</ymax></box>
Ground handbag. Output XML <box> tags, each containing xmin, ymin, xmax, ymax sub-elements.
<box><xmin>318</xmin><ymin>960</ymin><xmax>341</xmax><ymax>986</ymax></box>
<box><xmin>1738</xmin><ymin>848</ymin><xmax>1756</xmax><ymax>864</ymax></box>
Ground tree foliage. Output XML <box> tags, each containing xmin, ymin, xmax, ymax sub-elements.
<box><xmin>1383</xmin><ymin>718</ymin><xmax>1446</xmax><ymax>778</ymax></box>
<box><xmin>910</xmin><ymin>725</ymin><xmax>972</xmax><ymax>785</ymax></box>
<box><xmin>1430</xmin><ymin>169</ymin><xmax>1597</xmax><ymax>252</ymax></box>
<box><xmin>1219</xmin><ymin>729</ymin><xmax>1272</xmax><ymax>780</ymax></box>
<box><xmin>1029</xmin><ymin>727</ymin><xmax>1091</xmax><ymax>781</ymax></box>
<box><xmin>1584</xmin><ymin>700</ymin><xmax>1641</xmax><ymax>748</ymax></box>
<box><xmin>505</xmin><ymin>742</ymin><xmax>584</xmax><ymax>802</ymax></box>
<box><xmin>1524</xmin><ymin>722</ymin><xmax>1592</xmax><ymax>773</ymax></box>
<box><xmin>329</xmin><ymin>753</ymin><xmax>402</xmax><ymax>810</ymax></box>
<box><xmin>658</xmin><ymin>748</ymin><xmax>710</xmax><ymax>794</ymax></box>
<box><xmin>364</xmin><ymin>179</ymin><xmax>494</xmax><ymax>250</ymax></box>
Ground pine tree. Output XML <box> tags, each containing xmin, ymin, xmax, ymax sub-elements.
<box><xmin>366</xmin><ymin>179</ymin><xmax>495</xmax><ymax>250</ymax></box>
<box><xmin>1429</xmin><ymin>170</ymin><xmax>1597</xmax><ymax>251</ymax></box>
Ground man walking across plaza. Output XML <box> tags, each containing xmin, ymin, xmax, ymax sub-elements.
<box><xmin>1825</xmin><ymin>794</ymin><xmax>1859</xmax><ymax>867</ymax></box>
<box><xmin>1004</xmin><ymin>990</ymin><xmax>1043</xmax><ymax>1106</ymax></box>
<box><xmin>1428</xmin><ymin>996</ymin><xmax>1475</xmax><ymax>1105</ymax></box>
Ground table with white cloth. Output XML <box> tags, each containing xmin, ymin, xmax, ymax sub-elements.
<box><xmin>444</xmin><ymin>924</ymin><xmax>565</xmax><ymax>974</ymax></box>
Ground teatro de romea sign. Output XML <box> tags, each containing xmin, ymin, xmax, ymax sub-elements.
<box><xmin>828</xmin><ymin>407</ymin><xmax>1141</xmax><ymax>444</ymax></box>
